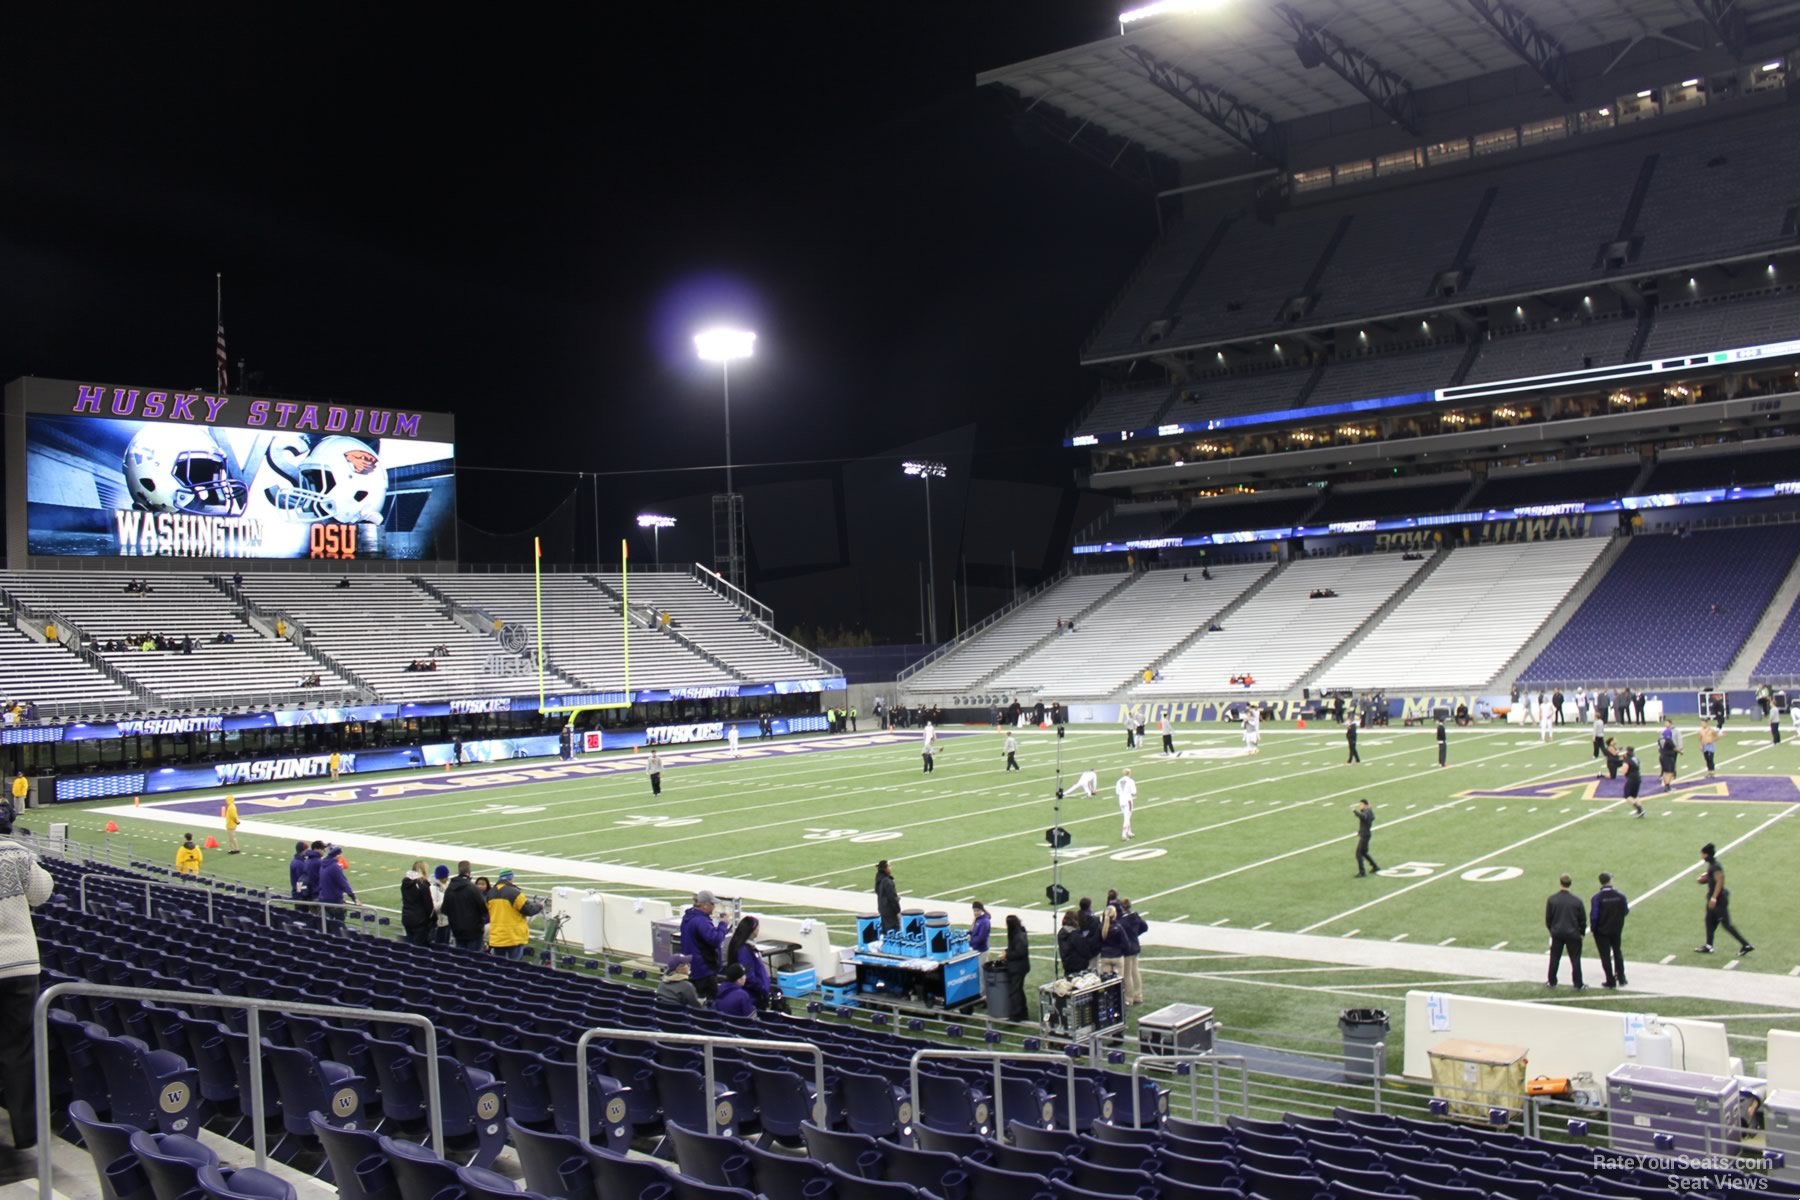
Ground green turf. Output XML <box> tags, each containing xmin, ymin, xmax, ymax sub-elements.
<box><xmin>44</xmin><ymin>721</ymin><xmax>1800</xmax><ymax>1059</ymax></box>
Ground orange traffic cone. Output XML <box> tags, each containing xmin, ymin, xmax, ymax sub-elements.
<box><xmin>1297</xmin><ymin>717</ymin><xmax>1307</xmax><ymax>730</ymax></box>
<box><xmin>444</xmin><ymin>763</ymin><xmax>451</xmax><ymax>772</ymax></box>
<box><xmin>104</xmin><ymin>820</ymin><xmax>119</xmax><ymax>833</ymax></box>
<box><xmin>204</xmin><ymin>836</ymin><xmax>220</xmax><ymax>849</ymax></box>
<box><xmin>133</xmin><ymin>795</ymin><xmax>140</xmax><ymax>806</ymax></box>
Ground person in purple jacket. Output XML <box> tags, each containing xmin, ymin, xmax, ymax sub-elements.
<box><xmin>713</xmin><ymin>964</ymin><xmax>758</xmax><ymax>1018</ymax></box>
<box><xmin>680</xmin><ymin>890</ymin><xmax>731</xmax><ymax>1000</ymax></box>
<box><xmin>316</xmin><ymin>846</ymin><xmax>357</xmax><ymax>936</ymax></box>
<box><xmin>726</xmin><ymin>915</ymin><xmax>771</xmax><ymax>1008</ymax></box>
<box><xmin>968</xmin><ymin>902</ymin><xmax>991</xmax><ymax>953</ymax></box>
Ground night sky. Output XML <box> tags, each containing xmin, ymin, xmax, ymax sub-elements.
<box><xmin>2</xmin><ymin>4</ymin><xmax>1157</xmax><ymax>639</ymax></box>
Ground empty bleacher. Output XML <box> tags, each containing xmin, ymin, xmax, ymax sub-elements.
<box><xmin>1466</xmin><ymin>458</ymin><xmax>1644</xmax><ymax>511</ymax></box>
<box><xmin>1319</xmin><ymin>539</ymin><xmax>1610</xmax><ymax>692</ymax></box>
<box><xmin>0</xmin><ymin>620</ymin><xmax>134</xmax><ymax>711</ymax></box>
<box><xmin>0</xmin><ymin>572</ymin><xmax>343</xmax><ymax>705</ymax></box>
<box><xmin>424</xmin><ymin>573</ymin><xmax>732</xmax><ymax>690</ymax></box>
<box><xmin>1752</xmin><ymin>592</ymin><xmax>1800</xmax><ymax>685</ymax></box>
<box><xmin>1642</xmin><ymin>288</ymin><xmax>1800</xmax><ymax>359</ymax></box>
<box><xmin>1135</xmin><ymin>553</ymin><xmax>1430</xmax><ymax>696</ymax></box>
<box><xmin>1072</xmin><ymin>385</ymin><xmax>1174</xmax><ymax>439</ymax></box>
<box><xmin>1303</xmin><ymin>343</ymin><xmax>1466</xmax><ymax>407</ymax></box>
<box><xmin>1643</xmin><ymin>440</ymin><xmax>1800</xmax><ymax>493</ymax></box>
<box><xmin>1163</xmin><ymin>495</ymin><xmax>1321</xmax><ymax>538</ymax></box>
<box><xmin>1307</xmin><ymin>476</ymin><xmax>1472</xmax><ymax>525</ymax></box>
<box><xmin>594</xmin><ymin>572</ymin><xmax>829</xmax><ymax>682</ymax></box>
<box><xmin>1521</xmin><ymin>525</ymin><xmax>1800</xmax><ymax>687</ymax></box>
<box><xmin>988</xmin><ymin>563</ymin><xmax>1274</xmax><ymax>697</ymax></box>
<box><xmin>902</xmin><ymin>573</ymin><xmax>1129</xmax><ymax>693</ymax></box>
<box><xmin>238</xmin><ymin>574</ymin><xmax>502</xmax><ymax>700</ymax></box>
<box><xmin>1464</xmin><ymin>316</ymin><xmax>1638</xmax><ymax>384</ymax></box>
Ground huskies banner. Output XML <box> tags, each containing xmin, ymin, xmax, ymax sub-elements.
<box><xmin>12</xmin><ymin>377</ymin><xmax>456</xmax><ymax>561</ymax></box>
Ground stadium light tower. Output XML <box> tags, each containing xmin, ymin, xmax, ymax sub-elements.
<box><xmin>636</xmin><ymin>513</ymin><xmax>676</xmax><ymax>565</ymax></box>
<box><xmin>694</xmin><ymin>326</ymin><xmax>755</xmax><ymax>590</ymax></box>
<box><xmin>903</xmin><ymin>459</ymin><xmax>947</xmax><ymax>643</ymax></box>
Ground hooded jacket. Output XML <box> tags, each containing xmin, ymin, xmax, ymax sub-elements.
<box><xmin>298</xmin><ymin>849</ymin><xmax>324</xmax><ymax>898</ymax></box>
<box><xmin>441</xmin><ymin>875</ymin><xmax>488</xmax><ymax>940</ymax></box>
<box><xmin>714</xmin><ymin>980</ymin><xmax>758</xmax><ymax>1017</ymax></box>
<box><xmin>175</xmin><ymin>842</ymin><xmax>203</xmax><ymax>876</ymax></box>
<box><xmin>289</xmin><ymin>852</ymin><xmax>308</xmax><ymax>898</ymax></box>
<box><xmin>680</xmin><ymin>906</ymin><xmax>729</xmax><ymax>978</ymax></box>
<box><xmin>874</xmin><ymin>871</ymin><xmax>901</xmax><ymax>930</ymax></box>
<box><xmin>486</xmin><ymin>880</ymin><xmax>532</xmax><ymax>948</ymax></box>
<box><xmin>318</xmin><ymin>856</ymin><xmax>356</xmax><ymax>905</ymax></box>
<box><xmin>400</xmin><ymin>870</ymin><xmax>435</xmax><ymax>930</ymax></box>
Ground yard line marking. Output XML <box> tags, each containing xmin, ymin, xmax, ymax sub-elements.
<box><xmin>1297</xmin><ymin>798</ymin><xmax>1629</xmax><ymax>934</ymax></box>
<box><xmin>1491</xmin><ymin>941</ymin><xmax>1509</xmax><ymax>950</ymax></box>
<box><xmin>1724</xmin><ymin>960</ymin><xmax>1741</xmax><ymax>971</ymax></box>
<box><xmin>1661</xmin><ymin>955</ymin><xmax>1678</xmax><ymax>965</ymax></box>
<box><xmin>1390</xmin><ymin>933</ymin><xmax>1409</xmax><ymax>942</ymax></box>
<box><xmin>991</xmin><ymin>898</ymin><xmax>1009</xmax><ymax>905</ymax></box>
<box><xmin>1340</xmin><ymin>929</ymin><xmax>1360</xmax><ymax>938</ymax></box>
<box><xmin>1438</xmin><ymin>937</ymin><xmax>1456</xmax><ymax>946</ymax></box>
<box><xmin>1020</xmin><ymin>900</ymin><xmax>1041</xmax><ymax>908</ymax></box>
<box><xmin>1625</xmin><ymin>793</ymin><xmax>1793</xmax><ymax>911</ymax></box>
<box><xmin>1251</xmin><ymin>921</ymin><xmax>1270</xmax><ymax>930</ymax></box>
<box><xmin>1789</xmin><ymin>967</ymin><xmax>1800</xmax><ymax>977</ymax></box>
<box><xmin>1209</xmin><ymin>917</ymin><xmax>1232</xmax><ymax>927</ymax></box>
<box><xmin>1528</xmin><ymin>807</ymin><xmax>1538</xmax><ymax>813</ymax></box>
<box><xmin>953</xmin><ymin>896</ymin><xmax>975</xmax><ymax>903</ymax></box>
<box><xmin>1169</xmin><ymin>914</ymin><xmax>1191</xmax><ymax>923</ymax></box>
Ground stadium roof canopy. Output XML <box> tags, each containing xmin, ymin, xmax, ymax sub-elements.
<box><xmin>977</xmin><ymin>0</ymin><xmax>1796</xmax><ymax>170</ymax></box>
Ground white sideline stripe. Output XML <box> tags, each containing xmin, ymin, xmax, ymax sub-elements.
<box><xmin>1439</xmin><ymin>938</ymin><xmax>1456</xmax><ymax>946</ymax></box>
<box><xmin>1251</xmin><ymin>921</ymin><xmax>1271</xmax><ymax>931</ymax></box>
<box><xmin>1661</xmin><ymin>955</ymin><xmax>1678</xmax><ymax>965</ymax></box>
<box><xmin>1210</xmin><ymin>918</ymin><xmax>1231</xmax><ymax>926</ymax></box>
<box><xmin>1491</xmin><ymin>942</ymin><xmax>1509</xmax><ymax>950</ymax></box>
<box><xmin>1390</xmin><ymin>933</ymin><xmax>1409</xmax><ymax>942</ymax></box>
<box><xmin>1724</xmin><ymin>960</ymin><xmax>1741</xmax><ymax>971</ymax></box>
<box><xmin>1340</xmin><ymin>930</ymin><xmax>1360</xmax><ymax>938</ymax></box>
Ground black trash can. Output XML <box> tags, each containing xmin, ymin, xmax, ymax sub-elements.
<box><xmin>1339</xmin><ymin>1008</ymin><xmax>1390</xmax><ymax>1083</ymax></box>
<box><xmin>983</xmin><ymin>961</ymin><xmax>1012</xmax><ymax>1019</ymax></box>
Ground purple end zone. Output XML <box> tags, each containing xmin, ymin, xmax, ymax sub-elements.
<box><xmin>147</xmin><ymin>729</ymin><xmax>977</xmax><ymax>817</ymax></box>
<box><xmin>1460</xmin><ymin>774</ymin><xmax>1800</xmax><ymax>803</ymax></box>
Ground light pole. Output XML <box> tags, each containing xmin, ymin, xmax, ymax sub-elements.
<box><xmin>903</xmin><ymin>460</ymin><xmax>946</xmax><ymax>643</ymax></box>
<box><xmin>694</xmin><ymin>327</ymin><xmax>755</xmax><ymax>589</ymax></box>
<box><xmin>636</xmin><ymin>513</ymin><xmax>676</xmax><ymax>565</ymax></box>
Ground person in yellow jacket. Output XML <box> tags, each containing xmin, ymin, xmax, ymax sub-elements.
<box><xmin>175</xmin><ymin>833</ymin><xmax>204</xmax><ymax>876</ymax></box>
<box><xmin>329</xmin><ymin>751</ymin><xmax>342</xmax><ymax>781</ymax></box>
<box><xmin>222</xmin><ymin>794</ymin><xmax>241</xmax><ymax>854</ymax></box>
<box><xmin>484</xmin><ymin>869</ymin><xmax>541</xmax><ymax>960</ymax></box>
<box><xmin>10</xmin><ymin>772</ymin><xmax>26</xmax><ymax>809</ymax></box>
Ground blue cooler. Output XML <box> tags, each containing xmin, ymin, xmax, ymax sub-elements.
<box><xmin>856</xmin><ymin>914</ymin><xmax>883</xmax><ymax>946</ymax></box>
<box><xmin>942</xmin><ymin>955</ymin><xmax>981</xmax><ymax>1007</ymax></box>
<box><xmin>777</xmin><ymin>967</ymin><xmax>817</xmax><ymax>996</ymax></box>
<box><xmin>821</xmin><ymin>973</ymin><xmax>858</xmax><ymax>1006</ymax></box>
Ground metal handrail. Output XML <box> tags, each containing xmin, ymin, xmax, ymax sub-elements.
<box><xmin>909</xmin><ymin>1048</ymin><xmax>1080</xmax><ymax>1137</ymax></box>
<box><xmin>265</xmin><ymin>894</ymin><xmax>404</xmax><ymax>933</ymax></box>
<box><xmin>33</xmin><ymin>982</ymin><xmax>443</xmax><ymax>1200</ymax></box>
<box><xmin>897</xmin><ymin>567</ymin><xmax>1072</xmax><ymax>684</ymax></box>
<box><xmin>575</xmin><ymin>1027</ymin><xmax>827</xmax><ymax>1139</ymax></box>
<box><xmin>1131</xmin><ymin>1052</ymin><xmax>1253</xmax><ymax>1126</ymax></box>
<box><xmin>80</xmin><ymin>872</ymin><xmax>216</xmax><ymax>923</ymax></box>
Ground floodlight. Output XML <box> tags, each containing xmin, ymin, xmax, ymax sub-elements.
<box><xmin>1681</xmin><ymin>78</ymin><xmax>1700</xmax><ymax>87</ymax></box>
<box><xmin>1119</xmin><ymin>0</ymin><xmax>1223</xmax><ymax>27</ymax></box>
<box><xmin>1636</xmin><ymin>89</ymin><xmax>1653</xmax><ymax>98</ymax></box>
<box><xmin>693</xmin><ymin>327</ymin><xmax>756</xmax><ymax>362</ymax></box>
<box><xmin>902</xmin><ymin>460</ymin><xmax>948</xmax><ymax>479</ymax></box>
<box><xmin>1762</xmin><ymin>60</ymin><xmax>1784</xmax><ymax>72</ymax></box>
<box><xmin>636</xmin><ymin>514</ymin><xmax>676</xmax><ymax>529</ymax></box>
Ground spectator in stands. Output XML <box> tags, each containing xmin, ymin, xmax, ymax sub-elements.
<box><xmin>317</xmin><ymin>846</ymin><xmax>356</xmax><ymax>934</ymax></box>
<box><xmin>1098</xmin><ymin>898</ymin><xmax>1127</xmax><ymax>982</ymax></box>
<box><xmin>713</xmin><ymin>963</ymin><xmax>758</xmax><ymax>1017</ymax></box>
<box><xmin>485</xmin><ymin>869</ymin><xmax>537</xmax><ymax>959</ymax></box>
<box><xmin>727</xmin><ymin>915</ymin><xmax>771</xmax><ymax>1009</ymax></box>
<box><xmin>875</xmin><ymin>861</ymin><xmax>901</xmax><ymax>932</ymax></box>
<box><xmin>401</xmin><ymin>860</ymin><xmax>436</xmax><ymax>946</ymax></box>
<box><xmin>232</xmin><ymin>572</ymin><xmax>243</xmax><ymax>588</ymax></box>
<box><xmin>656</xmin><ymin>955</ymin><xmax>700</xmax><ymax>1008</ymax></box>
<box><xmin>430</xmin><ymin>865</ymin><xmax>451</xmax><ymax>943</ymax></box>
<box><xmin>221</xmin><ymin>794</ymin><xmax>241</xmax><ymax>854</ymax></box>
<box><xmin>1117</xmin><ymin>897</ymin><xmax>1146</xmax><ymax>1006</ymax></box>
<box><xmin>288</xmin><ymin>841</ymin><xmax>308</xmax><ymax>897</ymax></box>
<box><xmin>175</xmin><ymin>833</ymin><xmax>203</xmax><ymax>876</ymax></box>
<box><xmin>1003</xmin><ymin>915</ymin><xmax>1031</xmax><ymax>1019</ymax></box>
<box><xmin>442</xmin><ymin>861</ymin><xmax>487</xmax><ymax>949</ymax></box>
<box><xmin>680</xmin><ymin>890</ymin><xmax>731</xmax><ymax>999</ymax></box>
<box><xmin>336</xmin><ymin>576</ymin><xmax>351</xmax><ymax>589</ymax></box>
<box><xmin>1057</xmin><ymin>909</ymin><xmax>1095</xmax><ymax>976</ymax></box>
<box><xmin>299</xmin><ymin>840</ymin><xmax>326</xmax><ymax>899</ymax></box>
<box><xmin>968</xmin><ymin>901</ymin><xmax>990</xmax><ymax>953</ymax></box>
<box><xmin>0</xmin><ymin>820</ymin><xmax>54</xmax><ymax>1165</ymax></box>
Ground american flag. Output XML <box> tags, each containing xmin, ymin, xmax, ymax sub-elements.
<box><xmin>215</xmin><ymin>319</ymin><xmax>228</xmax><ymax>393</ymax></box>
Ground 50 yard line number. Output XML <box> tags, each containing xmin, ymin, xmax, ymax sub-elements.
<box><xmin>1379</xmin><ymin>861</ymin><xmax>1524</xmax><ymax>882</ymax></box>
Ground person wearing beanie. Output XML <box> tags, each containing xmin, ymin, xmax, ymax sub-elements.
<box><xmin>175</xmin><ymin>833</ymin><xmax>203</xmax><ymax>877</ymax></box>
<box><xmin>430</xmin><ymin>865</ymin><xmax>452</xmax><ymax>943</ymax></box>
<box><xmin>401</xmin><ymin>859</ymin><xmax>436</xmax><ymax>946</ymax></box>
<box><xmin>657</xmin><ymin>955</ymin><xmax>701</xmax><ymax>1008</ymax></box>
<box><xmin>485</xmin><ymin>868</ymin><xmax>540</xmax><ymax>960</ymax></box>
<box><xmin>1696</xmin><ymin>842</ymin><xmax>1753</xmax><ymax>956</ymax></box>
<box><xmin>317</xmin><ymin>846</ymin><xmax>357</xmax><ymax>935</ymax></box>
<box><xmin>298</xmin><ymin>840</ymin><xmax>326</xmax><ymax>900</ymax></box>
<box><xmin>288</xmin><ymin>842</ymin><xmax>309</xmax><ymax>899</ymax></box>
<box><xmin>441</xmin><ymin>860</ymin><xmax>488</xmax><ymax>950</ymax></box>
<box><xmin>680</xmin><ymin>890</ymin><xmax>731</xmax><ymax>1000</ymax></box>
<box><xmin>713</xmin><ymin>963</ymin><xmax>758</xmax><ymax>1018</ymax></box>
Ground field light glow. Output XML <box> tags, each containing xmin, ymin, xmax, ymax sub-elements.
<box><xmin>1119</xmin><ymin>0</ymin><xmax>1224</xmax><ymax>27</ymax></box>
<box><xmin>636</xmin><ymin>514</ymin><xmax>676</xmax><ymax>529</ymax></box>
<box><xmin>902</xmin><ymin>460</ymin><xmax>947</xmax><ymax>478</ymax></box>
<box><xmin>694</xmin><ymin>327</ymin><xmax>756</xmax><ymax>362</ymax></box>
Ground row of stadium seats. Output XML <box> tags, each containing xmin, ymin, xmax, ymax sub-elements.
<box><xmin>903</xmin><ymin>574</ymin><xmax>1133</xmax><ymax>692</ymax></box>
<box><xmin>0</xmin><ymin>568</ymin><xmax>832</xmax><ymax>714</ymax></box>
<box><xmin>1075</xmin><ymin>284</ymin><xmax>1800</xmax><ymax>440</ymax></box>
<box><xmin>1082</xmin><ymin>102</ymin><xmax>1800</xmax><ymax>366</ymax></box>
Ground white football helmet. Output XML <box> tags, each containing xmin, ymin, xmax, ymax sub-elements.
<box><xmin>265</xmin><ymin>435</ymin><xmax>387</xmax><ymax>524</ymax></box>
<box><xmin>122</xmin><ymin>425</ymin><xmax>248</xmax><ymax>516</ymax></box>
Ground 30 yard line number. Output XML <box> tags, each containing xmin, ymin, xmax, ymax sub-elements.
<box><xmin>1379</xmin><ymin>861</ymin><xmax>1523</xmax><ymax>883</ymax></box>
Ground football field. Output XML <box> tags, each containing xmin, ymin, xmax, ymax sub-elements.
<box><xmin>57</xmin><ymin>720</ymin><xmax>1800</xmax><ymax>1050</ymax></box>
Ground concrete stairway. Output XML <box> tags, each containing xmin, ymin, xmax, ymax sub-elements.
<box><xmin>1720</xmin><ymin>549</ymin><xmax>1800</xmax><ymax>689</ymax></box>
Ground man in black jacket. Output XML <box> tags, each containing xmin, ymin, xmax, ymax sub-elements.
<box><xmin>1545</xmin><ymin>874</ymin><xmax>1586</xmax><ymax>989</ymax></box>
<box><xmin>874</xmin><ymin>860</ymin><xmax>901</xmax><ymax>932</ymax></box>
<box><xmin>440</xmin><ymin>860</ymin><xmax>488</xmax><ymax>949</ymax></box>
<box><xmin>1590</xmin><ymin>872</ymin><xmax>1630</xmax><ymax>988</ymax></box>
